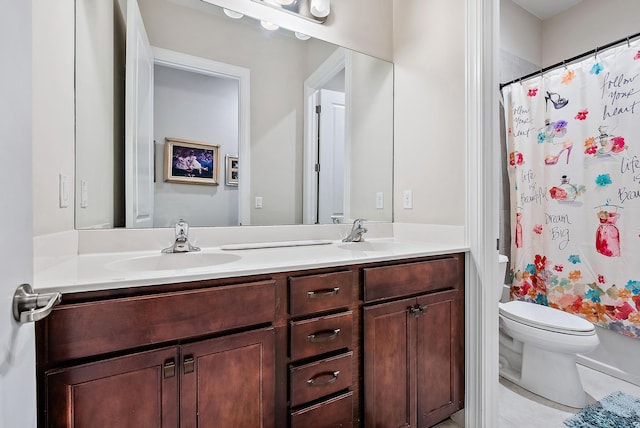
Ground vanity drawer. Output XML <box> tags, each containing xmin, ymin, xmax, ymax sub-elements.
<box><xmin>290</xmin><ymin>351</ymin><xmax>352</xmax><ymax>407</ymax></box>
<box><xmin>289</xmin><ymin>271</ymin><xmax>353</xmax><ymax>316</ymax></box>
<box><xmin>44</xmin><ymin>280</ymin><xmax>276</xmax><ymax>364</ymax></box>
<box><xmin>290</xmin><ymin>391</ymin><xmax>353</xmax><ymax>428</ymax></box>
<box><xmin>363</xmin><ymin>257</ymin><xmax>460</xmax><ymax>302</ymax></box>
<box><xmin>290</xmin><ymin>312</ymin><xmax>352</xmax><ymax>360</ymax></box>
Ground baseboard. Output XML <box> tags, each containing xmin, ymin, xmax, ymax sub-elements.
<box><xmin>577</xmin><ymin>355</ymin><xmax>640</xmax><ymax>387</ymax></box>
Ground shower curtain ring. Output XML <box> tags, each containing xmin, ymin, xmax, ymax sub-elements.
<box><xmin>627</xmin><ymin>37</ymin><xmax>631</xmax><ymax>48</ymax></box>
<box><xmin>562</xmin><ymin>60</ymin><xmax>567</xmax><ymax>70</ymax></box>
<box><xmin>594</xmin><ymin>46</ymin><xmax>598</xmax><ymax>60</ymax></box>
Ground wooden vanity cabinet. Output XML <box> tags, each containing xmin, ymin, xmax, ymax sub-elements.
<box><xmin>287</xmin><ymin>270</ymin><xmax>358</xmax><ymax>428</ymax></box>
<box><xmin>37</xmin><ymin>252</ymin><xmax>465</xmax><ymax>428</ymax></box>
<box><xmin>38</xmin><ymin>279</ymin><xmax>277</xmax><ymax>428</ymax></box>
<box><xmin>362</xmin><ymin>255</ymin><xmax>465</xmax><ymax>428</ymax></box>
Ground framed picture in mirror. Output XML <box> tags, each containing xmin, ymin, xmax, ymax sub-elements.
<box><xmin>226</xmin><ymin>155</ymin><xmax>238</xmax><ymax>186</ymax></box>
<box><xmin>164</xmin><ymin>138</ymin><xmax>219</xmax><ymax>185</ymax></box>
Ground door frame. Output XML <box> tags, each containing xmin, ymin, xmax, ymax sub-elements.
<box><xmin>302</xmin><ymin>48</ymin><xmax>351</xmax><ymax>224</ymax></box>
<box><xmin>153</xmin><ymin>47</ymin><xmax>251</xmax><ymax>226</ymax></box>
<box><xmin>464</xmin><ymin>0</ymin><xmax>500</xmax><ymax>427</ymax></box>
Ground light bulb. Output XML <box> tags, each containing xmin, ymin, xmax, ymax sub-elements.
<box><xmin>260</xmin><ymin>20</ymin><xmax>279</xmax><ymax>31</ymax></box>
<box><xmin>276</xmin><ymin>0</ymin><xmax>295</xmax><ymax>5</ymax></box>
<box><xmin>295</xmin><ymin>32</ymin><xmax>311</xmax><ymax>41</ymax></box>
<box><xmin>223</xmin><ymin>9</ymin><xmax>244</xmax><ymax>19</ymax></box>
<box><xmin>310</xmin><ymin>0</ymin><xmax>330</xmax><ymax>18</ymax></box>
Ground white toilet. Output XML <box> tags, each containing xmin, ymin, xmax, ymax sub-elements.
<box><xmin>498</xmin><ymin>255</ymin><xmax>599</xmax><ymax>408</ymax></box>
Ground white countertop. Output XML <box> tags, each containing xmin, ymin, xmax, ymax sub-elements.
<box><xmin>33</xmin><ymin>224</ymin><xmax>468</xmax><ymax>294</ymax></box>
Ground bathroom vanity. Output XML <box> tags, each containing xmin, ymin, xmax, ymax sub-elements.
<box><xmin>34</xmin><ymin>239</ymin><xmax>465</xmax><ymax>427</ymax></box>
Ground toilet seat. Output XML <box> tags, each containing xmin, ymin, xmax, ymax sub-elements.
<box><xmin>499</xmin><ymin>300</ymin><xmax>595</xmax><ymax>336</ymax></box>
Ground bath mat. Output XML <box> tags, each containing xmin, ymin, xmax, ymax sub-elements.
<box><xmin>564</xmin><ymin>391</ymin><xmax>640</xmax><ymax>428</ymax></box>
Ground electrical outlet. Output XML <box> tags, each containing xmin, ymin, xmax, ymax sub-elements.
<box><xmin>403</xmin><ymin>190</ymin><xmax>413</xmax><ymax>209</ymax></box>
<box><xmin>376</xmin><ymin>192</ymin><xmax>384</xmax><ymax>209</ymax></box>
<box><xmin>255</xmin><ymin>196</ymin><xmax>263</xmax><ymax>209</ymax></box>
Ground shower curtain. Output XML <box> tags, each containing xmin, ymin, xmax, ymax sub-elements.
<box><xmin>502</xmin><ymin>39</ymin><xmax>640</xmax><ymax>339</ymax></box>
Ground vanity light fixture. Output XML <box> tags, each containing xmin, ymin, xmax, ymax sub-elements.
<box><xmin>294</xmin><ymin>32</ymin><xmax>311</xmax><ymax>40</ymax></box>
<box><xmin>260</xmin><ymin>20</ymin><xmax>280</xmax><ymax>31</ymax></box>
<box><xmin>251</xmin><ymin>0</ymin><xmax>328</xmax><ymax>24</ymax></box>
<box><xmin>223</xmin><ymin>8</ymin><xmax>244</xmax><ymax>19</ymax></box>
<box><xmin>309</xmin><ymin>0</ymin><xmax>330</xmax><ymax>18</ymax></box>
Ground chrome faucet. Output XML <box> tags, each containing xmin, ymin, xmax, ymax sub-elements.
<box><xmin>162</xmin><ymin>219</ymin><xmax>201</xmax><ymax>253</ymax></box>
<box><xmin>342</xmin><ymin>219</ymin><xmax>368</xmax><ymax>242</ymax></box>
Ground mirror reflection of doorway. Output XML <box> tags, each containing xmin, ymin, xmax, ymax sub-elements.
<box><xmin>316</xmin><ymin>89</ymin><xmax>346</xmax><ymax>224</ymax></box>
<box><xmin>303</xmin><ymin>49</ymin><xmax>348</xmax><ymax>225</ymax></box>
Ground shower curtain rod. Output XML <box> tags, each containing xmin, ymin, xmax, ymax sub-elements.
<box><xmin>499</xmin><ymin>31</ymin><xmax>640</xmax><ymax>90</ymax></box>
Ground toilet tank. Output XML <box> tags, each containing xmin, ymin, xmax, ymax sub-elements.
<box><xmin>498</xmin><ymin>254</ymin><xmax>509</xmax><ymax>281</ymax></box>
<box><xmin>499</xmin><ymin>254</ymin><xmax>509</xmax><ymax>302</ymax></box>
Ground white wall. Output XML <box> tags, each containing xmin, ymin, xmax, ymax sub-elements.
<box><xmin>392</xmin><ymin>0</ymin><xmax>466</xmax><ymax>225</ymax></box>
<box><xmin>32</xmin><ymin>0</ymin><xmax>75</xmax><ymax>236</ymax></box>
<box><xmin>153</xmin><ymin>65</ymin><xmax>239</xmax><ymax>227</ymax></box>
<box><xmin>197</xmin><ymin>0</ymin><xmax>393</xmax><ymax>61</ymax></box>
<box><xmin>348</xmin><ymin>53</ymin><xmax>393</xmax><ymax>221</ymax></box>
<box><xmin>75</xmin><ymin>0</ymin><xmax>117</xmax><ymax>229</ymax></box>
<box><xmin>542</xmin><ymin>0</ymin><xmax>640</xmax><ymax>67</ymax></box>
<box><xmin>500</xmin><ymin>0</ymin><xmax>542</xmax><ymax>68</ymax></box>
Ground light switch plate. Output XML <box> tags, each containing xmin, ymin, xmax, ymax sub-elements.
<box><xmin>59</xmin><ymin>174</ymin><xmax>69</xmax><ymax>208</ymax></box>
<box><xmin>403</xmin><ymin>190</ymin><xmax>413</xmax><ymax>209</ymax></box>
<box><xmin>255</xmin><ymin>196</ymin><xmax>263</xmax><ymax>209</ymax></box>
<box><xmin>376</xmin><ymin>192</ymin><xmax>384</xmax><ymax>209</ymax></box>
<box><xmin>81</xmin><ymin>180</ymin><xmax>89</xmax><ymax>208</ymax></box>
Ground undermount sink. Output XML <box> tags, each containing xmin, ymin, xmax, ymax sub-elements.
<box><xmin>337</xmin><ymin>241</ymin><xmax>408</xmax><ymax>252</ymax></box>
<box><xmin>107</xmin><ymin>252</ymin><xmax>242</xmax><ymax>272</ymax></box>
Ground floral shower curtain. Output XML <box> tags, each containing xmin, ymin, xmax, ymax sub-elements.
<box><xmin>502</xmin><ymin>40</ymin><xmax>640</xmax><ymax>339</ymax></box>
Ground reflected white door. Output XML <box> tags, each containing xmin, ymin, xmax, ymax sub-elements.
<box><xmin>125</xmin><ymin>0</ymin><xmax>155</xmax><ymax>228</ymax></box>
<box><xmin>317</xmin><ymin>89</ymin><xmax>346</xmax><ymax>224</ymax></box>
<box><xmin>0</xmin><ymin>1</ymin><xmax>36</xmax><ymax>425</ymax></box>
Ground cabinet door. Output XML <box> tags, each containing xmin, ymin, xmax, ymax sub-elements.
<box><xmin>416</xmin><ymin>289</ymin><xmax>463</xmax><ymax>428</ymax></box>
<box><xmin>45</xmin><ymin>346</ymin><xmax>179</xmax><ymax>427</ymax></box>
<box><xmin>363</xmin><ymin>297</ymin><xmax>416</xmax><ymax>428</ymax></box>
<box><xmin>180</xmin><ymin>327</ymin><xmax>275</xmax><ymax>428</ymax></box>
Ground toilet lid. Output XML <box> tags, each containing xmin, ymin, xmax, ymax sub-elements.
<box><xmin>499</xmin><ymin>300</ymin><xmax>595</xmax><ymax>335</ymax></box>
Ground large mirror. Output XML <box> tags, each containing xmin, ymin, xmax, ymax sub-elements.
<box><xmin>74</xmin><ymin>0</ymin><xmax>393</xmax><ymax>229</ymax></box>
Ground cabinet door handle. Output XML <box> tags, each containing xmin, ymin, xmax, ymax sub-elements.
<box><xmin>307</xmin><ymin>287</ymin><xmax>340</xmax><ymax>299</ymax></box>
<box><xmin>183</xmin><ymin>355</ymin><xmax>195</xmax><ymax>374</ymax></box>
<box><xmin>408</xmin><ymin>305</ymin><xmax>427</xmax><ymax>318</ymax></box>
<box><xmin>307</xmin><ymin>328</ymin><xmax>341</xmax><ymax>343</ymax></box>
<box><xmin>307</xmin><ymin>370</ymin><xmax>340</xmax><ymax>386</ymax></box>
<box><xmin>163</xmin><ymin>359</ymin><xmax>176</xmax><ymax>379</ymax></box>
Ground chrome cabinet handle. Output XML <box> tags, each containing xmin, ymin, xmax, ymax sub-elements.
<box><xmin>307</xmin><ymin>287</ymin><xmax>340</xmax><ymax>299</ymax></box>
<box><xmin>307</xmin><ymin>328</ymin><xmax>341</xmax><ymax>343</ymax></box>
<box><xmin>307</xmin><ymin>370</ymin><xmax>340</xmax><ymax>386</ymax></box>
<box><xmin>12</xmin><ymin>283</ymin><xmax>62</xmax><ymax>323</ymax></box>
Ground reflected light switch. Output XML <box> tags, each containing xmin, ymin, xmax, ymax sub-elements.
<box><xmin>81</xmin><ymin>180</ymin><xmax>89</xmax><ymax>208</ymax></box>
<box><xmin>376</xmin><ymin>192</ymin><xmax>384</xmax><ymax>209</ymax></box>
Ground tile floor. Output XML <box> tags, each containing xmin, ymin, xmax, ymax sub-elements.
<box><xmin>434</xmin><ymin>364</ymin><xmax>640</xmax><ymax>428</ymax></box>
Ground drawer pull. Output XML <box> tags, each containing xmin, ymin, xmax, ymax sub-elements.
<box><xmin>307</xmin><ymin>370</ymin><xmax>340</xmax><ymax>386</ymax></box>
<box><xmin>307</xmin><ymin>328</ymin><xmax>341</xmax><ymax>343</ymax></box>
<box><xmin>183</xmin><ymin>355</ymin><xmax>195</xmax><ymax>374</ymax></box>
<box><xmin>163</xmin><ymin>359</ymin><xmax>176</xmax><ymax>379</ymax></box>
<box><xmin>307</xmin><ymin>287</ymin><xmax>340</xmax><ymax>299</ymax></box>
